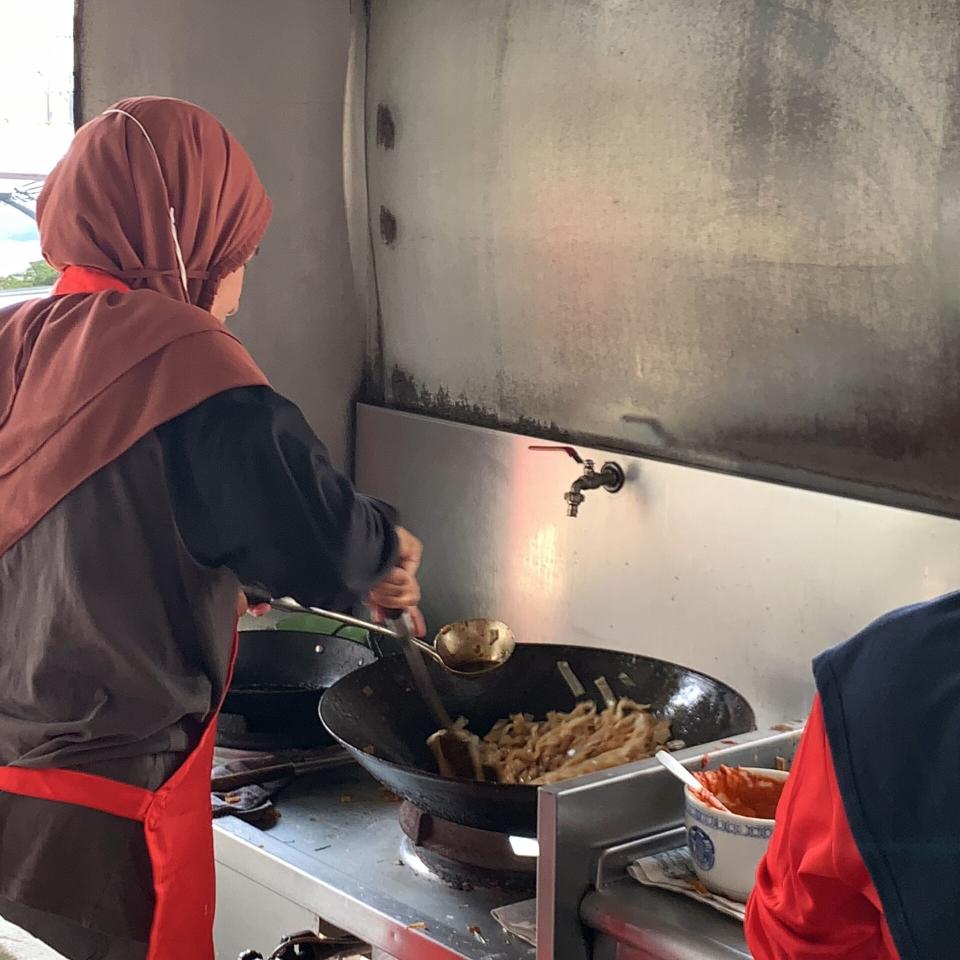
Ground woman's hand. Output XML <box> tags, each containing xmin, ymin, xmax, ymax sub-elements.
<box><xmin>368</xmin><ymin>526</ymin><xmax>426</xmax><ymax>636</ymax></box>
<box><xmin>235</xmin><ymin>590</ymin><xmax>271</xmax><ymax>619</ymax></box>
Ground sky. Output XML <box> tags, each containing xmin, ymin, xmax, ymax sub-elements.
<box><xmin>0</xmin><ymin>0</ymin><xmax>74</xmax><ymax>275</ymax></box>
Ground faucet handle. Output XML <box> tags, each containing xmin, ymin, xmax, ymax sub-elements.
<box><xmin>528</xmin><ymin>444</ymin><xmax>584</xmax><ymax>464</ymax></box>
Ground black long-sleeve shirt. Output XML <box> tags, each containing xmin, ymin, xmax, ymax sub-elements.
<box><xmin>156</xmin><ymin>386</ymin><xmax>397</xmax><ymax>610</ymax></box>
<box><xmin>0</xmin><ymin>386</ymin><xmax>398</xmax><ymax>952</ymax></box>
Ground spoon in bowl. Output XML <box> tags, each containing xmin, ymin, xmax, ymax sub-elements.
<box><xmin>655</xmin><ymin>749</ymin><xmax>731</xmax><ymax>813</ymax></box>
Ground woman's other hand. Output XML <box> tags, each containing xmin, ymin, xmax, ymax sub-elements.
<box><xmin>235</xmin><ymin>590</ymin><xmax>271</xmax><ymax>619</ymax></box>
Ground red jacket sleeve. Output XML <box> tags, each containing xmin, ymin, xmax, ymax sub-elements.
<box><xmin>745</xmin><ymin>696</ymin><xmax>899</xmax><ymax>959</ymax></box>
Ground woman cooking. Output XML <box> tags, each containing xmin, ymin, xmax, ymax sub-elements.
<box><xmin>0</xmin><ymin>96</ymin><xmax>422</xmax><ymax>960</ymax></box>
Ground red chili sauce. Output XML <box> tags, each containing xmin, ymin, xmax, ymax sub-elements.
<box><xmin>693</xmin><ymin>765</ymin><xmax>786</xmax><ymax>820</ymax></box>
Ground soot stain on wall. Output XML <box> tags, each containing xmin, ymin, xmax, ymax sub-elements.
<box><xmin>389</xmin><ymin>367</ymin><xmax>564</xmax><ymax>439</ymax></box>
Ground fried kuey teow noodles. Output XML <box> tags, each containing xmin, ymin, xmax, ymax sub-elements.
<box><xmin>428</xmin><ymin>696</ymin><xmax>672</xmax><ymax>785</ymax></box>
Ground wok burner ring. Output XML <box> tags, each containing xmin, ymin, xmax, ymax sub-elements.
<box><xmin>397</xmin><ymin>801</ymin><xmax>536</xmax><ymax>892</ymax></box>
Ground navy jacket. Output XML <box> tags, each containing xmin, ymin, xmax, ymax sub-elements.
<box><xmin>814</xmin><ymin>592</ymin><xmax>960</xmax><ymax>960</ymax></box>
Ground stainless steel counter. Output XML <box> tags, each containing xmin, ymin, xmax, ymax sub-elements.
<box><xmin>214</xmin><ymin>729</ymin><xmax>800</xmax><ymax>959</ymax></box>
<box><xmin>213</xmin><ymin>764</ymin><xmax>753</xmax><ymax>960</ymax></box>
<box><xmin>214</xmin><ymin>764</ymin><xmax>535</xmax><ymax>960</ymax></box>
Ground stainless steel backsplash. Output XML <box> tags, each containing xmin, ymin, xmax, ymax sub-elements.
<box><xmin>356</xmin><ymin>405</ymin><xmax>960</xmax><ymax>725</ymax></box>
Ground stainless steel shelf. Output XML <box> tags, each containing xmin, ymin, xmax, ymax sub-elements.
<box><xmin>583</xmin><ymin>883</ymin><xmax>749</xmax><ymax>960</ymax></box>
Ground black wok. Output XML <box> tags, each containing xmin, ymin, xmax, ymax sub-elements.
<box><xmin>223</xmin><ymin>627</ymin><xmax>377</xmax><ymax>748</ymax></box>
<box><xmin>319</xmin><ymin>644</ymin><xmax>756</xmax><ymax>835</ymax></box>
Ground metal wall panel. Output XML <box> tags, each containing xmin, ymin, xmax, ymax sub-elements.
<box><xmin>363</xmin><ymin>0</ymin><xmax>960</xmax><ymax>512</ymax></box>
<box><xmin>80</xmin><ymin>0</ymin><xmax>364</xmax><ymax>469</ymax></box>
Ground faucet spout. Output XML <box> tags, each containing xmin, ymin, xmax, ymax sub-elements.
<box><xmin>563</xmin><ymin>460</ymin><xmax>625</xmax><ymax>518</ymax></box>
<box><xmin>527</xmin><ymin>445</ymin><xmax>626</xmax><ymax>518</ymax></box>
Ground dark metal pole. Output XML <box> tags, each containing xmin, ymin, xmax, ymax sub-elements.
<box><xmin>0</xmin><ymin>194</ymin><xmax>37</xmax><ymax>221</ymax></box>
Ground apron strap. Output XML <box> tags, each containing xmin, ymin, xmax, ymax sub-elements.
<box><xmin>0</xmin><ymin>765</ymin><xmax>153</xmax><ymax>821</ymax></box>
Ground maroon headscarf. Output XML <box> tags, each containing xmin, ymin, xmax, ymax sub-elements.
<box><xmin>0</xmin><ymin>97</ymin><xmax>273</xmax><ymax>555</ymax></box>
<box><xmin>39</xmin><ymin>96</ymin><xmax>272</xmax><ymax>310</ymax></box>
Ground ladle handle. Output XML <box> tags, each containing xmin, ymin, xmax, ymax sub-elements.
<box><xmin>382</xmin><ymin>609</ymin><xmax>442</xmax><ymax>661</ymax></box>
<box><xmin>243</xmin><ymin>591</ymin><xmax>401</xmax><ymax>641</ymax></box>
<box><xmin>382</xmin><ymin>608</ymin><xmax>415</xmax><ymax>632</ymax></box>
<box><xmin>241</xmin><ymin>590</ymin><xmax>445</xmax><ymax>666</ymax></box>
<box><xmin>248</xmin><ymin>593</ymin><xmax>442</xmax><ymax>663</ymax></box>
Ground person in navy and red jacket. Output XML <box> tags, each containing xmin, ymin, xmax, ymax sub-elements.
<box><xmin>746</xmin><ymin>593</ymin><xmax>960</xmax><ymax>960</ymax></box>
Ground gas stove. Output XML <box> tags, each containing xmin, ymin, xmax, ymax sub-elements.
<box><xmin>214</xmin><ymin>726</ymin><xmax>803</xmax><ymax>960</ymax></box>
<box><xmin>397</xmin><ymin>801</ymin><xmax>536</xmax><ymax>893</ymax></box>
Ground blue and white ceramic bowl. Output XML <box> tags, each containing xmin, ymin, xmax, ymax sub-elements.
<box><xmin>684</xmin><ymin>767</ymin><xmax>789</xmax><ymax>903</ymax></box>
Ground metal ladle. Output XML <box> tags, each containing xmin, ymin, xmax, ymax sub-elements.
<box><xmin>259</xmin><ymin>597</ymin><xmax>516</xmax><ymax>677</ymax></box>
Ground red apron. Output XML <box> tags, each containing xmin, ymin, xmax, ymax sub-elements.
<box><xmin>0</xmin><ymin>632</ymin><xmax>236</xmax><ymax>959</ymax></box>
<box><xmin>0</xmin><ymin>268</ymin><xmax>237</xmax><ymax>957</ymax></box>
